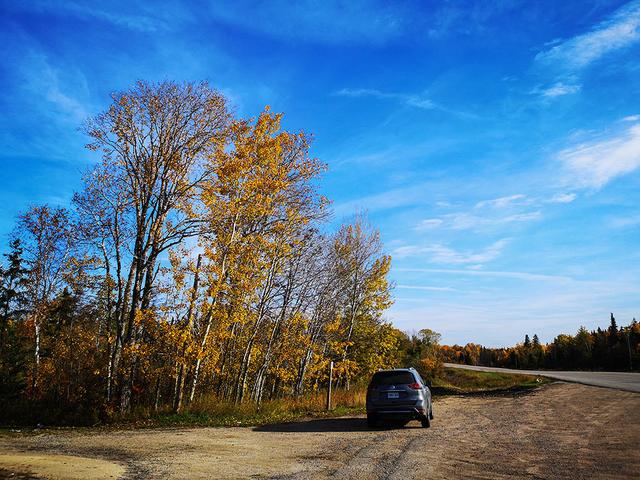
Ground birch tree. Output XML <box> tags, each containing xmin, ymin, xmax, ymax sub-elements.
<box><xmin>81</xmin><ymin>80</ymin><xmax>229</xmax><ymax>410</ymax></box>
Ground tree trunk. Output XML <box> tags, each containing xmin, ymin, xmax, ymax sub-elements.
<box><xmin>234</xmin><ymin>258</ymin><xmax>277</xmax><ymax>404</ymax></box>
<box><xmin>174</xmin><ymin>254</ymin><xmax>201</xmax><ymax>413</ymax></box>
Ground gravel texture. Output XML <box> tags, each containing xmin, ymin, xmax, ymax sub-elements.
<box><xmin>1</xmin><ymin>382</ymin><xmax>638</xmax><ymax>479</ymax></box>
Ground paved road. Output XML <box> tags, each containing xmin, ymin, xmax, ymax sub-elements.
<box><xmin>445</xmin><ymin>362</ymin><xmax>640</xmax><ymax>393</ymax></box>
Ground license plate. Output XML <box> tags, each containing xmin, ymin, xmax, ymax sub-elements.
<box><xmin>387</xmin><ymin>392</ymin><xmax>399</xmax><ymax>399</ymax></box>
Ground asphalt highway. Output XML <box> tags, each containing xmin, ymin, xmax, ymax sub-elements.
<box><xmin>444</xmin><ymin>362</ymin><xmax>640</xmax><ymax>393</ymax></box>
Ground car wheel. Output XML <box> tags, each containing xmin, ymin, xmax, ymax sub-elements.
<box><xmin>367</xmin><ymin>414</ymin><xmax>377</xmax><ymax>428</ymax></box>
<box><xmin>421</xmin><ymin>415</ymin><xmax>431</xmax><ymax>428</ymax></box>
<box><xmin>429</xmin><ymin>405</ymin><xmax>434</xmax><ymax>420</ymax></box>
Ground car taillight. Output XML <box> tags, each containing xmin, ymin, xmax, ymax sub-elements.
<box><xmin>408</xmin><ymin>382</ymin><xmax>421</xmax><ymax>390</ymax></box>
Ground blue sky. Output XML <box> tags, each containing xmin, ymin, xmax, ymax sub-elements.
<box><xmin>1</xmin><ymin>0</ymin><xmax>639</xmax><ymax>346</ymax></box>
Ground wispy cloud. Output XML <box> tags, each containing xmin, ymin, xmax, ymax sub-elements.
<box><xmin>389</xmin><ymin>272</ymin><xmax>640</xmax><ymax>345</ymax></box>
<box><xmin>0</xmin><ymin>34</ymin><xmax>94</xmax><ymax>162</ymax></box>
<box><xmin>559</xmin><ymin>123</ymin><xmax>640</xmax><ymax>188</ymax></box>
<box><xmin>332</xmin><ymin>182</ymin><xmax>432</xmax><ymax>216</ymax></box>
<box><xmin>335</xmin><ymin>88</ymin><xmax>435</xmax><ymax>110</ymax></box>
<box><xmin>622</xmin><ymin>114</ymin><xmax>640</xmax><ymax>122</ymax></box>
<box><xmin>475</xmin><ymin>194</ymin><xmax>528</xmax><ymax>209</ymax></box>
<box><xmin>416</xmin><ymin>194</ymin><xmax>542</xmax><ymax>232</ymax></box>
<box><xmin>334</xmin><ymin>87</ymin><xmax>480</xmax><ymax>119</ymax></box>
<box><xmin>395</xmin><ymin>268</ymin><xmax>573</xmax><ymax>283</ymax></box>
<box><xmin>205</xmin><ymin>0</ymin><xmax>407</xmax><ymax>45</ymax></box>
<box><xmin>22</xmin><ymin>51</ymin><xmax>89</xmax><ymax>123</ymax></box>
<box><xmin>416</xmin><ymin>218</ymin><xmax>443</xmax><ymax>229</ymax></box>
<box><xmin>535</xmin><ymin>0</ymin><xmax>640</xmax><ymax>70</ymax></box>
<box><xmin>393</xmin><ymin>238</ymin><xmax>510</xmax><ymax>265</ymax></box>
<box><xmin>8</xmin><ymin>1</ymin><xmax>175</xmax><ymax>33</ymax></box>
<box><xmin>549</xmin><ymin>193</ymin><xmax>577</xmax><ymax>204</ymax></box>
<box><xmin>610</xmin><ymin>214</ymin><xmax>640</xmax><ymax>228</ymax></box>
<box><xmin>396</xmin><ymin>284</ymin><xmax>456</xmax><ymax>292</ymax></box>
<box><xmin>536</xmin><ymin>82</ymin><xmax>582</xmax><ymax>97</ymax></box>
<box><xmin>416</xmin><ymin>211</ymin><xmax>541</xmax><ymax>231</ymax></box>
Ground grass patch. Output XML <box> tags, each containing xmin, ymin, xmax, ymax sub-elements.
<box><xmin>112</xmin><ymin>387</ymin><xmax>367</xmax><ymax>429</ymax></box>
<box><xmin>432</xmin><ymin>367</ymin><xmax>548</xmax><ymax>395</ymax></box>
<box><xmin>0</xmin><ymin>369</ymin><xmax>550</xmax><ymax>432</ymax></box>
<box><xmin>0</xmin><ymin>388</ymin><xmax>366</xmax><ymax>432</ymax></box>
<box><xmin>127</xmin><ymin>369</ymin><xmax>547</xmax><ymax>428</ymax></box>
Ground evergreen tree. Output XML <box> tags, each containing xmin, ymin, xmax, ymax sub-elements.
<box><xmin>0</xmin><ymin>239</ymin><xmax>29</xmax><ymax>350</ymax></box>
<box><xmin>608</xmin><ymin>313</ymin><xmax>618</xmax><ymax>347</ymax></box>
<box><xmin>0</xmin><ymin>239</ymin><xmax>30</xmax><ymax>400</ymax></box>
<box><xmin>524</xmin><ymin>334</ymin><xmax>531</xmax><ymax>348</ymax></box>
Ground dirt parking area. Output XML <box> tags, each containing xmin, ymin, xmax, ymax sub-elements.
<box><xmin>1</xmin><ymin>382</ymin><xmax>638</xmax><ymax>479</ymax></box>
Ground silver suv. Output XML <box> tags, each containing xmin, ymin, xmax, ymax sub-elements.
<box><xmin>366</xmin><ymin>368</ymin><xmax>433</xmax><ymax>428</ymax></box>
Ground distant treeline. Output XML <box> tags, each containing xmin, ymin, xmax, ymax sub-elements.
<box><xmin>441</xmin><ymin>314</ymin><xmax>639</xmax><ymax>371</ymax></box>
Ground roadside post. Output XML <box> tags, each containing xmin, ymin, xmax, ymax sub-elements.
<box><xmin>627</xmin><ymin>328</ymin><xmax>633</xmax><ymax>370</ymax></box>
<box><xmin>326</xmin><ymin>361</ymin><xmax>334</xmax><ymax>411</ymax></box>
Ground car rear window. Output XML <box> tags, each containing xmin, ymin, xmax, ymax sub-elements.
<box><xmin>370</xmin><ymin>371</ymin><xmax>416</xmax><ymax>386</ymax></box>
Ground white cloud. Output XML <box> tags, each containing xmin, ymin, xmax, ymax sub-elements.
<box><xmin>396</xmin><ymin>285</ymin><xmax>456</xmax><ymax>292</ymax></box>
<box><xmin>9</xmin><ymin>1</ymin><xmax>175</xmax><ymax>32</ymax></box>
<box><xmin>622</xmin><ymin>114</ymin><xmax>640</xmax><ymax>122</ymax></box>
<box><xmin>535</xmin><ymin>0</ymin><xmax>640</xmax><ymax>70</ymax></box>
<box><xmin>415</xmin><ymin>210</ymin><xmax>541</xmax><ymax>231</ymax></box>
<box><xmin>210</xmin><ymin>1</ymin><xmax>408</xmax><ymax>45</ymax></box>
<box><xmin>559</xmin><ymin>123</ymin><xmax>640</xmax><ymax>188</ymax></box>
<box><xmin>448</xmin><ymin>211</ymin><xmax>541</xmax><ymax>230</ymax></box>
<box><xmin>549</xmin><ymin>193</ymin><xmax>577</xmax><ymax>204</ymax></box>
<box><xmin>416</xmin><ymin>218</ymin><xmax>443</xmax><ymax>230</ymax></box>
<box><xmin>393</xmin><ymin>245</ymin><xmax>425</xmax><ymax>258</ymax></box>
<box><xmin>388</xmin><ymin>272</ymin><xmax>640</xmax><ymax>346</ymax></box>
<box><xmin>334</xmin><ymin>88</ymin><xmax>480</xmax><ymax>119</ymax></box>
<box><xmin>393</xmin><ymin>238</ymin><xmax>510</xmax><ymax>265</ymax></box>
<box><xmin>332</xmin><ymin>182</ymin><xmax>431</xmax><ymax>216</ymax></box>
<box><xmin>21</xmin><ymin>52</ymin><xmax>89</xmax><ymax>123</ymax></box>
<box><xmin>475</xmin><ymin>194</ymin><xmax>528</xmax><ymax>209</ymax></box>
<box><xmin>395</xmin><ymin>268</ymin><xmax>573</xmax><ymax>283</ymax></box>
<box><xmin>610</xmin><ymin>214</ymin><xmax>640</xmax><ymax>228</ymax></box>
<box><xmin>335</xmin><ymin>88</ymin><xmax>435</xmax><ymax>110</ymax></box>
<box><xmin>539</xmin><ymin>82</ymin><xmax>582</xmax><ymax>97</ymax></box>
<box><xmin>501</xmin><ymin>211</ymin><xmax>542</xmax><ymax>222</ymax></box>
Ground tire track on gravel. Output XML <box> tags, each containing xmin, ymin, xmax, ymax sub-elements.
<box><xmin>2</xmin><ymin>383</ymin><xmax>638</xmax><ymax>479</ymax></box>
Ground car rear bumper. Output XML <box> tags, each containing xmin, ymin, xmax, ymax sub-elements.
<box><xmin>367</xmin><ymin>406</ymin><xmax>426</xmax><ymax>419</ymax></box>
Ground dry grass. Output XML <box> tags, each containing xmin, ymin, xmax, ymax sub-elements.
<box><xmin>115</xmin><ymin>369</ymin><xmax>546</xmax><ymax>428</ymax></box>
<box><xmin>432</xmin><ymin>367</ymin><xmax>548</xmax><ymax>394</ymax></box>
<box><xmin>2</xmin><ymin>369</ymin><xmax>545</xmax><ymax>429</ymax></box>
<box><xmin>117</xmin><ymin>387</ymin><xmax>367</xmax><ymax>428</ymax></box>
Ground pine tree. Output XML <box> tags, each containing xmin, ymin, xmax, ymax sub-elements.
<box><xmin>608</xmin><ymin>313</ymin><xmax>618</xmax><ymax>347</ymax></box>
<box><xmin>0</xmin><ymin>239</ymin><xmax>29</xmax><ymax>351</ymax></box>
<box><xmin>0</xmin><ymin>239</ymin><xmax>30</xmax><ymax>400</ymax></box>
<box><xmin>524</xmin><ymin>334</ymin><xmax>531</xmax><ymax>348</ymax></box>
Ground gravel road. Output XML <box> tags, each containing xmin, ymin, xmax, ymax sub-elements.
<box><xmin>1</xmin><ymin>382</ymin><xmax>638</xmax><ymax>479</ymax></box>
<box><xmin>444</xmin><ymin>362</ymin><xmax>640</xmax><ymax>392</ymax></box>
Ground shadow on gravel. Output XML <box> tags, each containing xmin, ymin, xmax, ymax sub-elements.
<box><xmin>254</xmin><ymin>418</ymin><xmax>421</xmax><ymax>433</ymax></box>
<box><xmin>430</xmin><ymin>384</ymin><xmax>545</xmax><ymax>397</ymax></box>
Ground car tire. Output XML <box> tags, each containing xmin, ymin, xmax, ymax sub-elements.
<box><xmin>429</xmin><ymin>405</ymin><xmax>434</xmax><ymax>420</ymax></box>
<box><xmin>421</xmin><ymin>415</ymin><xmax>431</xmax><ymax>428</ymax></box>
<box><xmin>367</xmin><ymin>414</ymin><xmax>377</xmax><ymax>428</ymax></box>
